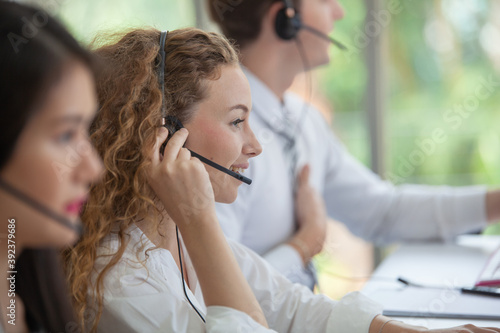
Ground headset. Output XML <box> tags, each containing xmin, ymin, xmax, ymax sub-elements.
<box><xmin>275</xmin><ymin>0</ymin><xmax>347</xmax><ymax>50</ymax></box>
<box><xmin>0</xmin><ymin>178</ymin><xmax>83</xmax><ymax>234</ymax></box>
<box><xmin>157</xmin><ymin>31</ymin><xmax>252</xmax><ymax>185</ymax></box>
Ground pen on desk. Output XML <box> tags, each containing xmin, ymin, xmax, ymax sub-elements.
<box><xmin>382</xmin><ymin>310</ymin><xmax>500</xmax><ymax>320</ymax></box>
<box><xmin>460</xmin><ymin>286</ymin><xmax>500</xmax><ymax>298</ymax></box>
<box><xmin>398</xmin><ymin>277</ymin><xmax>500</xmax><ymax>298</ymax></box>
<box><xmin>397</xmin><ymin>277</ymin><xmax>425</xmax><ymax>288</ymax></box>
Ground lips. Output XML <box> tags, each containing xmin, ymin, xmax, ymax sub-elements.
<box><xmin>65</xmin><ymin>197</ymin><xmax>87</xmax><ymax>215</ymax></box>
<box><xmin>229</xmin><ymin>163</ymin><xmax>249</xmax><ymax>175</ymax></box>
<box><xmin>230</xmin><ymin>167</ymin><xmax>244</xmax><ymax>174</ymax></box>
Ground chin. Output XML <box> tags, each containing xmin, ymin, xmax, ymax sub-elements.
<box><xmin>215</xmin><ymin>195</ymin><xmax>238</xmax><ymax>204</ymax></box>
<box><xmin>29</xmin><ymin>229</ymin><xmax>78</xmax><ymax>248</ymax></box>
<box><xmin>22</xmin><ymin>210</ymin><xmax>80</xmax><ymax>248</ymax></box>
<box><xmin>214</xmin><ymin>190</ymin><xmax>238</xmax><ymax>204</ymax></box>
<box><xmin>316</xmin><ymin>52</ymin><xmax>331</xmax><ymax>67</ymax></box>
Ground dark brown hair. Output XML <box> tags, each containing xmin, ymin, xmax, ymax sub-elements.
<box><xmin>207</xmin><ymin>0</ymin><xmax>300</xmax><ymax>48</ymax></box>
<box><xmin>0</xmin><ymin>1</ymin><xmax>95</xmax><ymax>169</ymax></box>
<box><xmin>0</xmin><ymin>2</ymin><xmax>96</xmax><ymax>332</ymax></box>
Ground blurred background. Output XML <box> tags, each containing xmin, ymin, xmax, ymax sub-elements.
<box><xmin>18</xmin><ymin>0</ymin><xmax>500</xmax><ymax>299</ymax></box>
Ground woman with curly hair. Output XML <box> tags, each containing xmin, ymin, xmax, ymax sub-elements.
<box><xmin>64</xmin><ymin>27</ymin><xmax>500</xmax><ymax>333</ymax></box>
<box><xmin>64</xmin><ymin>27</ymin><xmax>275</xmax><ymax>332</ymax></box>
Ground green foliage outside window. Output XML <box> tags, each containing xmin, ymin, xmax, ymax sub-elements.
<box><xmin>321</xmin><ymin>0</ymin><xmax>500</xmax><ymax>233</ymax></box>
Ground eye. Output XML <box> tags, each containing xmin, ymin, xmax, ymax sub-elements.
<box><xmin>231</xmin><ymin>118</ymin><xmax>245</xmax><ymax>129</ymax></box>
<box><xmin>57</xmin><ymin>130</ymin><xmax>77</xmax><ymax>143</ymax></box>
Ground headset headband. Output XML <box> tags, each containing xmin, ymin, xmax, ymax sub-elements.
<box><xmin>282</xmin><ymin>0</ymin><xmax>296</xmax><ymax>18</ymax></box>
<box><xmin>159</xmin><ymin>31</ymin><xmax>168</xmax><ymax>119</ymax></box>
<box><xmin>283</xmin><ymin>0</ymin><xmax>297</xmax><ymax>19</ymax></box>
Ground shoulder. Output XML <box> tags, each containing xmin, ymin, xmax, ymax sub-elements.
<box><xmin>94</xmin><ymin>227</ymin><xmax>173</xmax><ymax>297</ymax></box>
<box><xmin>285</xmin><ymin>92</ymin><xmax>331</xmax><ymax>127</ymax></box>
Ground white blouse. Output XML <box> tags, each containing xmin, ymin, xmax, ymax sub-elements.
<box><xmin>93</xmin><ymin>226</ymin><xmax>382</xmax><ymax>332</ymax></box>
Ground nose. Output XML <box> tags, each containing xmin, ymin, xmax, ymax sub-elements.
<box><xmin>75</xmin><ymin>139</ymin><xmax>103</xmax><ymax>185</ymax></box>
<box><xmin>332</xmin><ymin>0</ymin><xmax>345</xmax><ymax>21</ymax></box>
<box><xmin>243</xmin><ymin>127</ymin><xmax>263</xmax><ymax>158</ymax></box>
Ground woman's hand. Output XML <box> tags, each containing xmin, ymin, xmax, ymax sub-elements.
<box><xmin>146</xmin><ymin>127</ymin><xmax>216</xmax><ymax>227</ymax></box>
<box><xmin>427</xmin><ymin>326</ymin><xmax>500</xmax><ymax>333</ymax></box>
<box><xmin>146</xmin><ymin>127</ymin><xmax>269</xmax><ymax>328</ymax></box>
<box><xmin>370</xmin><ymin>315</ymin><xmax>500</xmax><ymax>333</ymax></box>
<box><xmin>288</xmin><ymin>164</ymin><xmax>327</xmax><ymax>264</ymax></box>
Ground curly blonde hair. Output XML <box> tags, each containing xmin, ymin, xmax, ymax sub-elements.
<box><xmin>63</xmin><ymin>27</ymin><xmax>239</xmax><ymax>331</ymax></box>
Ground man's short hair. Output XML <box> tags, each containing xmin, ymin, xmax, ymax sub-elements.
<box><xmin>207</xmin><ymin>0</ymin><xmax>301</xmax><ymax>49</ymax></box>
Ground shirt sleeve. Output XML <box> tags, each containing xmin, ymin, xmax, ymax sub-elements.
<box><xmin>263</xmin><ymin>244</ymin><xmax>315</xmax><ymax>288</ymax></box>
<box><xmin>206</xmin><ymin>306</ymin><xmax>277</xmax><ymax>333</ymax></box>
<box><xmin>98</xmin><ymin>292</ymin><xmax>205</xmax><ymax>332</ymax></box>
<box><xmin>98</xmin><ymin>296</ymin><xmax>275</xmax><ymax>333</ymax></box>
<box><xmin>320</xmin><ymin>118</ymin><xmax>488</xmax><ymax>244</ymax></box>
<box><xmin>95</xmin><ymin>242</ymin><xmax>275</xmax><ymax>333</ymax></box>
<box><xmin>228</xmin><ymin>239</ymin><xmax>383</xmax><ymax>333</ymax></box>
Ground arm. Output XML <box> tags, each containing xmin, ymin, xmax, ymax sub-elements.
<box><xmin>320</xmin><ymin>121</ymin><xmax>489</xmax><ymax>244</ymax></box>
<box><xmin>287</xmin><ymin>164</ymin><xmax>327</xmax><ymax>265</ymax></box>
<box><xmin>99</xmin><ymin>295</ymin><xmax>267</xmax><ymax>332</ymax></box>
<box><xmin>369</xmin><ymin>315</ymin><xmax>500</xmax><ymax>333</ymax></box>
<box><xmin>97</xmin><ymin>276</ymin><xmax>275</xmax><ymax>332</ymax></box>
<box><xmin>486</xmin><ymin>189</ymin><xmax>500</xmax><ymax>223</ymax></box>
<box><xmin>227</xmin><ymin>238</ymin><xmax>383</xmax><ymax>333</ymax></box>
<box><xmin>146</xmin><ymin>127</ymin><xmax>268</xmax><ymax>327</ymax></box>
<box><xmin>227</xmin><ymin>240</ymin><xmax>500</xmax><ymax>333</ymax></box>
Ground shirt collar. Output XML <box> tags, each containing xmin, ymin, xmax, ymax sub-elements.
<box><xmin>241</xmin><ymin>66</ymin><xmax>285</xmax><ymax>121</ymax></box>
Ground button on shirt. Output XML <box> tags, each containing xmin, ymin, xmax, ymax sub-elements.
<box><xmin>215</xmin><ymin>66</ymin><xmax>488</xmax><ymax>287</ymax></box>
<box><xmin>93</xmin><ymin>226</ymin><xmax>383</xmax><ymax>332</ymax></box>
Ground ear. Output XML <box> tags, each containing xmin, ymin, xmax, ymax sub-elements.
<box><xmin>260</xmin><ymin>1</ymin><xmax>287</xmax><ymax>40</ymax></box>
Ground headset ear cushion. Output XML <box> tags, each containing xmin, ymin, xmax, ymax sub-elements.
<box><xmin>275</xmin><ymin>7</ymin><xmax>301</xmax><ymax>40</ymax></box>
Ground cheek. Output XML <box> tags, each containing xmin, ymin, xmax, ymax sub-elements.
<box><xmin>9</xmin><ymin>143</ymin><xmax>71</xmax><ymax>213</ymax></box>
<box><xmin>189</xmin><ymin>126</ymin><xmax>240</xmax><ymax>164</ymax></box>
<box><xmin>302</xmin><ymin>4</ymin><xmax>331</xmax><ymax>32</ymax></box>
<box><xmin>3</xmin><ymin>146</ymin><xmax>81</xmax><ymax>247</ymax></box>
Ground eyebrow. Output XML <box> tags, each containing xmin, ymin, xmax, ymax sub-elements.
<box><xmin>51</xmin><ymin>115</ymin><xmax>84</xmax><ymax>124</ymax></box>
<box><xmin>229</xmin><ymin>104</ymin><xmax>249</xmax><ymax>113</ymax></box>
<box><xmin>50</xmin><ymin>115</ymin><xmax>94</xmax><ymax>128</ymax></box>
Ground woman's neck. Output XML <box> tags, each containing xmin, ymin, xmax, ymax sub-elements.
<box><xmin>135</xmin><ymin>212</ymin><xmax>177</xmax><ymax>252</ymax></box>
<box><xmin>135</xmin><ymin>210</ymin><xmax>191</xmax><ymax>288</ymax></box>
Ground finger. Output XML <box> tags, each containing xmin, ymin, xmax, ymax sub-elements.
<box><xmin>463</xmin><ymin>327</ymin><xmax>500</xmax><ymax>333</ymax></box>
<box><xmin>151</xmin><ymin>127</ymin><xmax>169</xmax><ymax>165</ymax></box>
<box><xmin>163</xmin><ymin>128</ymin><xmax>189</xmax><ymax>162</ymax></box>
<box><xmin>178</xmin><ymin>147</ymin><xmax>191</xmax><ymax>160</ymax></box>
<box><xmin>297</xmin><ymin>164</ymin><xmax>310</xmax><ymax>186</ymax></box>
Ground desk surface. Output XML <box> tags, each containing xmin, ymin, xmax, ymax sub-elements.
<box><xmin>362</xmin><ymin>235</ymin><xmax>500</xmax><ymax>329</ymax></box>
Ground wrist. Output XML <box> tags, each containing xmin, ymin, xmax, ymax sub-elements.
<box><xmin>486</xmin><ymin>190</ymin><xmax>500</xmax><ymax>222</ymax></box>
<box><xmin>295</xmin><ymin>228</ymin><xmax>324</xmax><ymax>257</ymax></box>
<box><xmin>369</xmin><ymin>316</ymin><xmax>426</xmax><ymax>333</ymax></box>
<box><xmin>378</xmin><ymin>319</ymin><xmax>398</xmax><ymax>333</ymax></box>
<box><xmin>287</xmin><ymin>237</ymin><xmax>312</xmax><ymax>263</ymax></box>
<box><xmin>175</xmin><ymin>211</ymin><xmax>219</xmax><ymax>235</ymax></box>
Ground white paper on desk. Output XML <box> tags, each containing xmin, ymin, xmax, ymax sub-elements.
<box><xmin>369</xmin><ymin>287</ymin><xmax>500</xmax><ymax>319</ymax></box>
